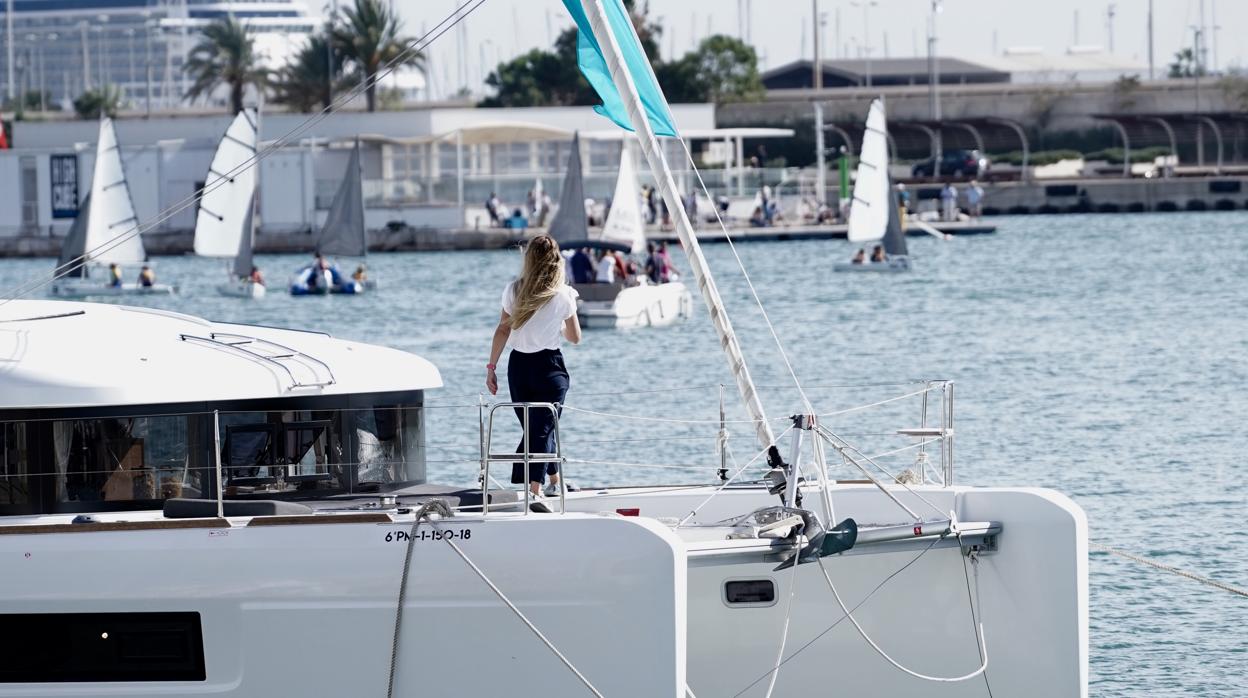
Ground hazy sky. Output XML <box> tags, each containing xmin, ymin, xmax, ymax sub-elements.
<box><xmin>393</xmin><ymin>0</ymin><xmax>1243</xmax><ymax>99</ymax></box>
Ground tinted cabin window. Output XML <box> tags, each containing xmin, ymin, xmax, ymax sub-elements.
<box><xmin>725</xmin><ymin>580</ymin><xmax>777</xmax><ymax>606</ymax></box>
<box><xmin>0</xmin><ymin>612</ymin><xmax>205</xmax><ymax>682</ymax></box>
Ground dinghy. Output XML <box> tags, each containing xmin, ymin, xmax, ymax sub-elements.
<box><xmin>291</xmin><ymin>139</ymin><xmax>370</xmax><ymax>296</ymax></box>
<box><xmin>194</xmin><ymin>108</ymin><xmax>265</xmax><ymax>299</ymax></box>
<box><xmin>48</xmin><ymin>117</ymin><xmax>175</xmax><ymax>297</ymax></box>
<box><xmin>834</xmin><ymin>99</ymin><xmax>911</xmax><ymax>273</ymax></box>
<box><xmin>550</xmin><ymin>135</ymin><xmax>692</xmax><ymax>329</ymax></box>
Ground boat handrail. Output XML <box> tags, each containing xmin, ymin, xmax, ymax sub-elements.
<box><xmin>481</xmin><ymin>402</ymin><xmax>565</xmax><ymax>515</ymax></box>
<box><xmin>179</xmin><ymin>332</ymin><xmax>337</xmax><ymax>390</ymax></box>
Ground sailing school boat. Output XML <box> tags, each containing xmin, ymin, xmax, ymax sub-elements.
<box><xmin>48</xmin><ymin>117</ymin><xmax>176</xmax><ymax>297</ymax></box>
<box><xmin>290</xmin><ymin>139</ymin><xmax>369</xmax><ymax>296</ymax></box>
<box><xmin>548</xmin><ymin>134</ymin><xmax>692</xmax><ymax>329</ymax></box>
<box><xmin>194</xmin><ymin>108</ymin><xmax>265</xmax><ymax>299</ymax></box>
<box><xmin>834</xmin><ymin>99</ymin><xmax>911</xmax><ymax>273</ymax></box>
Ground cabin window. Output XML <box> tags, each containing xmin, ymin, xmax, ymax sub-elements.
<box><xmin>724</xmin><ymin>579</ymin><xmax>777</xmax><ymax>607</ymax></box>
<box><xmin>0</xmin><ymin>393</ymin><xmax>426</xmax><ymax>515</ymax></box>
<box><xmin>0</xmin><ymin>612</ymin><xmax>205</xmax><ymax>682</ymax></box>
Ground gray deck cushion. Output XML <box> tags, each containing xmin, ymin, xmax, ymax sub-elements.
<box><xmin>163</xmin><ymin>498</ymin><xmax>314</xmax><ymax>519</ymax></box>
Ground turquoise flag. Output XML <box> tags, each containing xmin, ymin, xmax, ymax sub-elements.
<box><xmin>562</xmin><ymin>0</ymin><xmax>678</xmax><ymax>138</ymax></box>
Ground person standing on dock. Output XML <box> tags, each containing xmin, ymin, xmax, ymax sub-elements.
<box><xmin>486</xmin><ymin>235</ymin><xmax>582</xmax><ymax>497</ymax></box>
<box><xmin>941</xmin><ymin>182</ymin><xmax>959</xmax><ymax>222</ymax></box>
<box><xmin>966</xmin><ymin>180</ymin><xmax>984</xmax><ymax>219</ymax></box>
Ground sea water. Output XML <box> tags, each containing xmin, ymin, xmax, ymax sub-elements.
<box><xmin>0</xmin><ymin>212</ymin><xmax>1244</xmax><ymax>696</ymax></box>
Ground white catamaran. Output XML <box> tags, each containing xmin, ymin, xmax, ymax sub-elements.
<box><xmin>194</xmin><ymin>108</ymin><xmax>265</xmax><ymax>299</ymax></box>
<box><xmin>290</xmin><ymin>139</ymin><xmax>370</xmax><ymax>296</ymax></box>
<box><xmin>549</xmin><ymin>133</ymin><xmax>692</xmax><ymax>329</ymax></box>
<box><xmin>48</xmin><ymin>117</ymin><xmax>176</xmax><ymax>298</ymax></box>
<box><xmin>835</xmin><ymin>99</ymin><xmax>911</xmax><ymax>273</ymax></box>
<box><xmin>0</xmin><ymin>2</ymin><xmax>1087</xmax><ymax>697</ymax></box>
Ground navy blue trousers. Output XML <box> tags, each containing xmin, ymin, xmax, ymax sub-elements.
<box><xmin>507</xmin><ymin>348</ymin><xmax>569</xmax><ymax>484</ymax></box>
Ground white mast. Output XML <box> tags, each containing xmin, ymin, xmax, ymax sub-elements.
<box><xmin>582</xmin><ymin>0</ymin><xmax>776</xmax><ymax>450</ymax></box>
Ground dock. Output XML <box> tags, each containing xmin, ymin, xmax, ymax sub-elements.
<box><xmin>646</xmin><ymin>220</ymin><xmax>996</xmax><ymax>244</ymax></box>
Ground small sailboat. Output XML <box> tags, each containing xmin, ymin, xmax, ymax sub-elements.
<box><xmin>195</xmin><ymin>108</ymin><xmax>265</xmax><ymax>299</ymax></box>
<box><xmin>290</xmin><ymin>139</ymin><xmax>369</xmax><ymax>296</ymax></box>
<box><xmin>834</xmin><ymin>99</ymin><xmax>911</xmax><ymax>273</ymax></box>
<box><xmin>551</xmin><ymin>135</ymin><xmax>692</xmax><ymax>329</ymax></box>
<box><xmin>48</xmin><ymin>117</ymin><xmax>175</xmax><ymax>297</ymax></box>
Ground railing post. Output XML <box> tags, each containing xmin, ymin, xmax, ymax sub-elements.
<box><xmin>522</xmin><ymin>404</ymin><xmax>531</xmax><ymax>516</ymax></box>
<box><xmin>213</xmin><ymin>409</ymin><xmax>223</xmax><ymax>519</ymax></box>
<box><xmin>946</xmin><ymin>382</ymin><xmax>955</xmax><ymax>485</ymax></box>
<box><xmin>478</xmin><ymin>394</ymin><xmax>488</xmax><ymax>514</ymax></box>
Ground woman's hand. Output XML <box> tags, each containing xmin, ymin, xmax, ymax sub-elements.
<box><xmin>486</xmin><ymin>368</ymin><xmax>498</xmax><ymax>395</ymax></box>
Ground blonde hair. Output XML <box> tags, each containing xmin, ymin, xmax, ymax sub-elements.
<box><xmin>510</xmin><ymin>235</ymin><xmax>565</xmax><ymax>329</ymax></box>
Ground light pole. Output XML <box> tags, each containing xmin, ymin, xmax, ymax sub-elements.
<box><xmin>850</xmin><ymin>0</ymin><xmax>877</xmax><ymax>87</ymax></box>
<box><xmin>323</xmin><ymin>0</ymin><xmax>337</xmax><ymax>106</ymax></box>
<box><xmin>79</xmin><ymin>21</ymin><xmax>90</xmax><ymax>91</ymax></box>
<box><xmin>125</xmin><ymin>27</ymin><xmax>136</xmax><ymax>91</ymax></box>
<box><xmin>1147</xmin><ymin>0</ymin><xmax>1154</xmax><ymax>79</ymax></box>
<box><xmin>5</xmin><ymin>0</ymin><xmax>14</xmax><ymax>103</ymax></box>
<box><xmin>41</xmin><ymin>33</ymin><xmax>53</xmax><ymax>111</ymax></box>
<box><xmin>927</xmin><ymin>0</ymin><xmax>943</xmax><ymax>172</ymax></box>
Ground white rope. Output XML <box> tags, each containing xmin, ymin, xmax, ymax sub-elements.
<box><xmin>435</xmin><ymin>523</ymin><xmax>605</xmax><ymax>697</ymax></box>
<box><xmin>814</xmin><ymin>552</ymin><xmax>989</xmax><ymax>683</ymax></box>
<box><xmin>763</xmin><ymin>534</ymin><xmax>804</xmax><ymax>698</ymax></box>
<box><xmin>677</xmin><ymin>425</ymin><xmax>795</xmax><ymax>526</ymax></box>
<box><xmin>0</xmin><ymin>0</ymin><xmax>485</xmax><ymax>304</ymax></box>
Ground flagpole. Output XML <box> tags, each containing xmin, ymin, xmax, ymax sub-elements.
<box><xmin>581</xmin><ymin>0</ymin><xmax>776</xmax><ymax>451</ymax></box>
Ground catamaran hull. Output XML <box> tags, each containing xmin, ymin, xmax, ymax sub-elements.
<box><xmin>216</xmin><ymin>280</ymin><xmax>266</xmax><ymax>299</ymax></box>
<box><xmin>0</xmin><ymin>513</ymin><xmax>687</xmax><ymax>697</ymax></box>
<box><xmin>48</xmin><ymin>280</ymin><xmax>177</xmax><ymax>298</ymax></box>
<box><xmin>833</xmin><ymin>257</ymin><xmax>911</xmax><ymax>273</ymax></box>
<box><xmin>557</xmin><ymin>483</ymin><xmax>1088</xmax><ymax>698</ymax></box>
<box><xmin>578</xmin><ymin>282</ymin><xmax>692</xmax><ymax>329</ymax></box>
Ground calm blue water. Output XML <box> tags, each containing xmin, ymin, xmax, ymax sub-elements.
<box><xmin>1</xmin><ymin>213</ymin><xmax>1245</xmax><ymax>696</ymax></box>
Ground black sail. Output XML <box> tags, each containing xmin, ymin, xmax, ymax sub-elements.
<box><xmin>547</xmin><ymin>132</ymin><xmax>588</xmax><ymax>245</ymax></box>
<box><xmin>232</xmin><ymin>193</ymin><xmax>256</xmax><ymax>279</ymax></box>
<box><xmin>882</xmin><ymin>177</ymin><xmax>909</xmax><ymax>258</ymax></box>
<box><xmin>316</xmin><ymin>139</ymin><xmax>366</xmax><ymax>257</ymax></box>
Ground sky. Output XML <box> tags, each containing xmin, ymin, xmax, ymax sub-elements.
<box><xmin>390</xmin><ymin>0</ymin><xmax>1245</xmax><ymax>100</ymax></box>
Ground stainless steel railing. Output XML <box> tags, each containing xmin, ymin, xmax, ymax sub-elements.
<box><xmin>481</xmin><ymin>402</ymin><xmax>565</xmax><ymax>515</ymax></box>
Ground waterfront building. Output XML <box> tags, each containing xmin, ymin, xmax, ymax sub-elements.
<box><xmin>0</xmin><ymin>0</ymin><xmax>317</xmax><ymax>111</ymax></box>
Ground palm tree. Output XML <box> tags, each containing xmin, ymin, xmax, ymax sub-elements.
<box><xmin>73</xmin><ymin>84</ymin><xmax>124</xmax><ymax>119</ymax></box>
<box><xmin>183</xmin><ymin>17</ymin><xmax>269</xmax><ymax>114</ymax></box>
<box><xmin>332</xmin><ymin>0</ymin><xmax>422</xmax><ymax>112</ymax></box>
<box><xmin>273</xmin><ymin>33</ymin><xmax>343</xmax><ymax>113</ymax></box>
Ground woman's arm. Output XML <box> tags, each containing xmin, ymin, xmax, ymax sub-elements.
<box><xmin>563</xmin><ymin>313</ymin><xmax>582</xmax><ymax>345</ymax></box>
<box><xmin>486</xmin><ymin>310</ymin><xmax>512</xmax><ymax>395</ymax></box>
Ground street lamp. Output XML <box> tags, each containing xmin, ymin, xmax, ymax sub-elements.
<box><xmin>78</xmin><ymin>21</ymin><xmax>90</xmax><ymax>91</ymax></box>
<box><xmin>849</xmin><ymin>0</ymin><xmax>878</xmax><ymax>87</ymax></box>
<box><xmin>927</xmin><ymin>0</ymin><xmax>944</xmax><ymax>169</ymax></box>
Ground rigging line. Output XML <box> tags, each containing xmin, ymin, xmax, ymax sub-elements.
<box><xmin>731</xmin><ymin>536</ymin><xmax>942</xmax><ymax>698</ymax></box>
<box><xmin>561</xmin><ymin>403</ymin><xmax>789</xmax><ymax>425</ymax></box>
<box><xmin>677</xmin><ymin>425</ymin><xmax>795</xmax><ymax>526</ymax></box>
<box><xmin>0</xmin><ymin>0</ymin><xmax>485</xmax><ymax>304</ymax></box>
<box><xmin>1091</xmin><ymin>541</ymin><xmax>1248</xmax><ymax>598</ymax></box>
<box><xmin>764</xmin><ymin>531</ymin><xmax>804</xmax><ymax>698</ymax></box>
<box><xmin>960</xmin><ymin>536</ymin><xmax>996</xmax><ymax>697</ymax></box>
<box><xmin>816</xmin><ymin>385</ymin><xmax>937</xmax><ymax>419</ymax></box>
<box><xmin>817</xmin><ymin>425</ymin><xmax>949</xmax><ymax>520</ymax></box>
<box><xmin>814</xmin><ymin>551</ymin><xmax>990</xmax><ymax>683</ymax></box>
<box><xmin>434</xmin><ymin>523</ymin><xmax>606</xmax><ymax>698</ymax></box>
<box><xmin>678</xmin><ymin>138</ymin><xmax>813</xmax><ymax>414</ymax></box>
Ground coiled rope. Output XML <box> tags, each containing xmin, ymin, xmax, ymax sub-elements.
<box><xmin>1091</xmin><ymin>541</ymin><xmax>1248</xmax><ymax>598</ymax></box>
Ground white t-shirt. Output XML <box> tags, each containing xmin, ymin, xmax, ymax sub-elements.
<box><xmin>596</xmin><ymin>256</ymin><xmax>616</xmax><ymax>283</ymax></box>
<box><xmin>502</xmin><ymin>281</ymin><xmax>579</xmax><ymax>353</ymax></box>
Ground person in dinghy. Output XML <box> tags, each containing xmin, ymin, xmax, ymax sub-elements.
<box><xmin>290</xmin><ymin>253</ymin><xmax>362</xmax><ymax>296</ymax></box>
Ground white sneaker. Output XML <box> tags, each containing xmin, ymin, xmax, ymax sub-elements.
<box><xmin>543</xmin><ymin>483</ymin><xmax>561</xmax><ymax>497</ymax></box>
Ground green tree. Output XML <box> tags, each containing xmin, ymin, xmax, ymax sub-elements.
<box><xmin>183</xmin><ymin>17</ymin><xmax>270</xmax><ymax>114</ymax></box>
<box><xmin>332</xmin><ymin>0</ymin><xmax>422</xmax><ymax>112</ymax></box>
<box><xmin>73</xmin><ymin>85</ymin><xmax>124</xmax><ymax>119</ymax></box>
<box><xmin>273</xmin><ymin>33</ymin><xmax>344</xmax><ymax>113</ymax></box>
<box><xmin>657</xmin><ymin>35</ymin><xmax>764</xmax><ymax>103</ymax></box>
<box><xmin>1168</xmin><ymin>48</ymin><xmax>1203</xmax><ymax>79</ymax></box>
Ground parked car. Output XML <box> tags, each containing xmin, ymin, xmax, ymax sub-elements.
<box><xmin>911</xmin><ymin>149</ymin><xmax>989</xmax><ymax>178</ymax></box>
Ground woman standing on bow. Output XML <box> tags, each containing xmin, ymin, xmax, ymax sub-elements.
<box><xmin>487</xmin><ymin>235</ymin><xmax>582</xmax><ymax>497</ymax></box>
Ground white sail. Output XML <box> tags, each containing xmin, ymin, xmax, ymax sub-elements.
<box><xmin>194</xmin><ymin>109</ymin><xmax>258</xmax><ymax>259</ymax></box>
<box><xmin>846</xmin><ymin>99</ymin><xmax>891</xmax><ymax>244</ymax></box>
<box><xmin>600</xmin><ymin>144</ymin><xmax>646</xmax><ymax>253</ymax></box>
<box><xmin>85</xmin><ymin>117</ymin><xmax>145</xmax><ymax>265</ymax></box>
